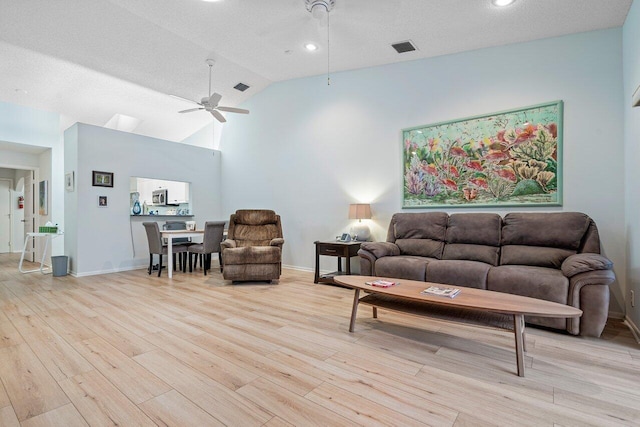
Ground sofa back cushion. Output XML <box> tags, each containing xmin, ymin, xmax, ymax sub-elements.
<box><xmin>228</xmin><ymin>210</ymin><xmax>282</xmax><ymax>248</ymax></box>
<box><xmin>443</xmin><ymin>213</ymin><xmax>501</xmax><ymax>265</ymax></box>
<box><xmin>500</xmin><ymin>212</ymin><xmax>591</xmax><ymax>268</ymax></box>
<box><xmin>388</xmin><ymin>212</ymin><xmax>447</xmax><ymax>259</ymax></box>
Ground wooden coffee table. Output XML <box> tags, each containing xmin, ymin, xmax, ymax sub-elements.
<box><xmin>334</xmin><ymin>275</ymin><xmax>582</xmax><ymax>377</ymax></box>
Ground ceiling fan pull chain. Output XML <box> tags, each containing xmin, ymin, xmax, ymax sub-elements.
<box><xmin>208</xmin><ymin>64</ymin><xmax>212</xmax><ymax>97</ymax></box>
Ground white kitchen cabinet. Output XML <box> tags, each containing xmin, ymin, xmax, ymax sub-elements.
<box><xmin>164</xmin><ymin>181</ymin><xmax>189</xmax><ymax>204</ymax></box>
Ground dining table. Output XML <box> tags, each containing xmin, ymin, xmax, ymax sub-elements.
<box><xmin>160</xmin><ymin>229</ymin><xmax>204</xmax><ymax>278</ymax></box>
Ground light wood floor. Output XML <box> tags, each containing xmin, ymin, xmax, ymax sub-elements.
<box><xmin>0</xmin><ymin>254</ymin><xmax>639</xmax><ymax>426</ymax></box>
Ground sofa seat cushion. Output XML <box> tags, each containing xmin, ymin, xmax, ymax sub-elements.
<box><xmin>488</xmin><ymin>265</ymin><xmax>569</xmax><ymax>303</ymax></box>
<box><xmin>375</xmin><ymin>256</ymin><xmax>433</xmax><ymax>281</ymax></box>
<box><xmin>426</xmin><ymin>260</ymin><xmax>491</xmax><ymax>289</ymax></box>
<box><xmin>224</xmin><ymin>246</ymin><xmax>281</xmax><ymax>265</ymax></box>
<box><xmin>487</xmin><ymin>265</ymin><xmax>569</xmax><ymax>329</ymax></box>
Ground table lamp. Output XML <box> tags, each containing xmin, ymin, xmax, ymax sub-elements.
<box><xmin>349</xmin><ymin>203</ymin><xmax>372</xmax><ymax>241</ymax></box>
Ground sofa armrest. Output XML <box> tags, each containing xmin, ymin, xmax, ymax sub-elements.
<box><xmin>561</xmin><ymin>253</ymin><xmax>613</xmax><ymax>278</ymax></box>
<box><xmin>360</xmin><ymin>242</ymin><xmax>400</xmax><ymax>259</ymax></box>
<box><xmin>566</xmin><ymin>269</ymin><xmax>615</xmax><ymax>337</ymax></box>
<box><xmin>358</xmin><ymin>242</ymin><xmax>400</xmax><ymax>276</ymax></box>
<box><xmin>220</xmin><ymin>239</ymin><xmax>237</xmax><ymax>250</ymax></box>
<box><xmin>270</xmin><ymin>238</ymin><xmax>285</xmax><ymax>248</ymax></box>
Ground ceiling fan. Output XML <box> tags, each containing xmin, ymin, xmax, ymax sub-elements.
<box><xmin>177</xmin><ymin>59</ymin><xmax>249</xmax><ymax>123</ymax></box>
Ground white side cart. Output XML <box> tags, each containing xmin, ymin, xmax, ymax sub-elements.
<box><xmin>18</xmin><ymin>232</ymin><xmax>61</xmax><ymax>274</ymax></box>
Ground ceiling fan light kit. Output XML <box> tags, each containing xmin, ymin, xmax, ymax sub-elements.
<box><xmin>177</xmin><ymin>59</ymin><xmax>250</xmax><ymax>123</ymax></box>
<box><xmin>305</xmin><ymin>0</ymin><xmax>335</xmax><ymax>17</ymax></box>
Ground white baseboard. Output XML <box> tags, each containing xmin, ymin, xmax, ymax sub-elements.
<box><xmin>73</xmin><ymin>265</ymin><xmax>146</xmax><ymax>277</ymax></box>
<box><xmin>282</xmin><ymin>264</ymin><xmax>314</xmax><ymax>273</ymax></box>
<box><xmin>624</xmin><ymin>316</ymin><xmax>640</xmax><ymax>344</ymax></box>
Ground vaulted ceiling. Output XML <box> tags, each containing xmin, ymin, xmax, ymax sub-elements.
<box><xmin>0</xmin><ymin>0</ymin><xmax>633</xmax><ymax>143</ymax></box>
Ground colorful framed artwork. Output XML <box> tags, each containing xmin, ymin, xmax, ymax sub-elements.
<box><xmin>92</xmin><ymin>171</ymin><xmax>113</xmax><ymax>188</ymax></box>
<box><xmin>402</xmin><ymin>101</ymin><xmax>563</xmax><ymax>208</ymax></box>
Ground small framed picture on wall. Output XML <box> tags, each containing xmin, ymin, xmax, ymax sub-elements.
<box><xmin>98</xmin><ymin>196</ymin><xmax>108</xmax><ymax>207</ymax></box>
<box><xmin>92</xmin><ymin>171</ymin><xmax>114</xmax><ymax>187</ymax></box>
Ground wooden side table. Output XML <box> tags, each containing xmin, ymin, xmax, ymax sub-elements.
<box><xmin>314</xmin><ymin>240</ymin><xmax>362</xmax><ymax>284</ymax></box>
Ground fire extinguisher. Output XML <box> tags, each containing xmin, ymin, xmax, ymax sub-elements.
<box><xmin>18</xmin><ymin>196</ymin><xmax>24</xmax><ymax>209</ymax></box>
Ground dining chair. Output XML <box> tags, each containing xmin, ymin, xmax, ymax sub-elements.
<box><xmin>187</xmin><ymin>221</ymin><xmax>225</xmax><ymax>275</ymax></box>
<box><xmin>143</xmin><ymin>222</ymin><xmax>188</xmax><ymax>277</ymax></box>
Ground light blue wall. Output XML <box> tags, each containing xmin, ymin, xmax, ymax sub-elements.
<box><xmin>0</xmin><ymin>100</ymin><xmax>63</xmax><ymax>258</ymax></box>
<box><xmin>221</xmin><ymin>28</ymin><xmax>626</xmax><ymax>314</ymax></box>
<box><xmin>623</xmin><ymin>0</ymin><xmax>640</xmax><ymax>333</ymax></box>
<box><xmin>0</xmin><ymin>100</ymin><xmax>59</xmax><ymax>147</ymax></box>
<box><xmin>64</xmin><ymin>123</ymin><xmax>223</xmax><ymax>276</ymax></box>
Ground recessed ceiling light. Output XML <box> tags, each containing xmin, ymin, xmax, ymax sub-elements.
<box><xmin>305</xmin><ymin>43</ymin><xmax>318</xmax><ymax>51</ymax></box>
<box><xmin>492</xmin><ymin>0</ymin><xmax>515</xmax><ymax>6</ymax></box>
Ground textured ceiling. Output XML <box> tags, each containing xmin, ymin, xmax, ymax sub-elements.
<box><xmin>0</xmin><ymin>0</ymin><xmax>633</xmax><ymax>143</ymax></box>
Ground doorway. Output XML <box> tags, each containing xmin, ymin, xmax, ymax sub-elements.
<box><xmin>0</xmin><ymin>168</ymin><xmax>37</xmax><ymax>261</ymax></box>
<box><xmin>0</xmin><ymin>179</ymin><xmax>10</xmax><ymax>253</ymax></box>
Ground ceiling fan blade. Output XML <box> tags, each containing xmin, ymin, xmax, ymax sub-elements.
<box><xmin>208</xmin><ymin>93</ymin><xmax>222</xmax><ymax>108</ymax></box>
<box><xmin>170</xmin><ymin>94</ymin><xmax>202</xmax><ymax>105</ymax></box>
<box><xmin>217</xmin><ymin>106</ymin><xmax>250</xmax><ymax>114</ymax></box>
<box><xmin>211</xmin><ymin>109</ymin><xmax>227</xmax><ymax>123</ymax></box>
<box><xmin>178</xmin><ymin>108</ymin><xmax>205</xmax><ymax>113</ymax></box>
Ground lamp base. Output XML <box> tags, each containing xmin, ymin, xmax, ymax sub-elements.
<box><xmin>352</xmin><ymin>223</ymin><xmax>371</xmax><ymax>241</ymax></box>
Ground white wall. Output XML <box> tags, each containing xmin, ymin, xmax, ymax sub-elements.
<box><xmin>623</xmin><ymin>0</ymin><xmax>640</xmax><ymax>334</ymax></box>
<box><xmin>64</xmin><ymin>123</ymin><xmax>222</xmax><ymax>276</ymax></box>
<box><xmin>220</xmin><ymin>29</ymin><xmax>626</xmax><ymax>314</ymax></box>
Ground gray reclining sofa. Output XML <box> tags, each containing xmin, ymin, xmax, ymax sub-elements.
<box><xmin>358</xmin><ymin>212</ymin><xmax>615</xmax><ymax>337</ymax></box>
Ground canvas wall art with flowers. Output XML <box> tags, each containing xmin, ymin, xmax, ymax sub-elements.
<box><xmin>402</xmin><ymin>101</ymin><xmax>562</xmax><ymax>208</ymax></box>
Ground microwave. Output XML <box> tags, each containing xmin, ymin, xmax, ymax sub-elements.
<box><xmin>152</xmin><ymin>189</ymin><xmax>167</xmax><ymax>205</ymax></box>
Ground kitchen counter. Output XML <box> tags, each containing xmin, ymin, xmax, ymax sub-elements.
<box><xmin>130</xmin><ymin>215</ymin><xmax>194</xmax><ymax>218</ymax></box>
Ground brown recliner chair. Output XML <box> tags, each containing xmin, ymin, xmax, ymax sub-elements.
<box><xmin>221</xmin><ymin>210</ymin><xmax>284</xmax><ymax>282</ymax></box>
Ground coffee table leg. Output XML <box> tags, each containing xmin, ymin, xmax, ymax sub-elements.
<box><xmin>373</xmin><ymin>307</ymin><xmax>377</xmax><ymax>319</ymax></box>
<box><xmin>349</xmin><ymin>289</ymin><xmax>360</xmax><ymax>332</ymax></box>
<box><xmin>514</xmin><ymin>314</ymin><xmax>525</xmax><ymax>377</ymax></box>
<box><xmin>521</xmin><ymin>316</ymin><xmax>527</xmax><ymax>352</ymax></box>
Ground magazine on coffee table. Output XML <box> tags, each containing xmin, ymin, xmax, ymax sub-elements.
<box><xmin>421</xmin><ymin>286</ymin><xmax>461</xmax><ymax>298</ymax></box>
<box><xmin>365</xmin><ymin>279</ymin><xmax>398</xmax><ymax>288</ymax></box>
